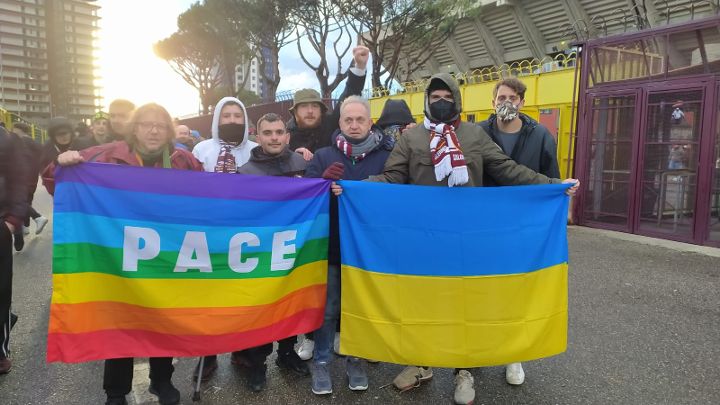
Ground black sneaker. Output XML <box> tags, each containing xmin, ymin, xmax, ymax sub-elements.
<box><xmin>13</xmin><ymin>233</ymin><xmax>23</xmax><ymax>252</ymax></box>
<box><xmin>275</xmin><ymin>350</ymin><xmax>309</xmax><ymax>376</ymax></box>
<box><xmin>104</xmin><ymin>396</ymin><xmax>128</xmax><ymax>405</ymax></box>
<box><xmin>248</xmin><ymin>363</ymin><xmax>267</xmax><ymax>392</ymax></box>
<box><xmin>193</xmin><ymin>355</ymin><xmax>218</xmax><ymax>382</ymax></box>
<box><xmin>148</xmin><ymin>380</ymin><xmax>180</xmax><ymax>405</ymax></box>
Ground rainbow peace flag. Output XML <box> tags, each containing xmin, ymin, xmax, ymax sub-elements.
<box><xmin>48</xmin><ymin>163</ymin><xmax>330</xmax><ymax>363</ymax></box>
<box><xmin>338</xmin><ymin>181</ymin><xmax>570</xmax><ymax>368</ymax></box>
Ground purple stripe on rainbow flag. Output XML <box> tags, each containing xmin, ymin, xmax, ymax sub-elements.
<box><xmin>56</xmin><ymin>162</ymin><xmax>330</xmax><ymax>201</ymax></box>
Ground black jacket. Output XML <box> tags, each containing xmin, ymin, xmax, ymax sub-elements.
<box><xmin>237</xmin><ymin>147</ymin><xmax>307</xmax><ymax>177</ymax></box>
<box><xmin>17</xmin><ymin>134</ymin><xmax>43</xmax><ymax>191</ymax></box>
<box><xmin>287</xmin><ymin>70</ymin><xmax>366</xmax><ymax>153</ymax></box>
<box><xmin>0</xmin><ymin>127</ymin><xmax>30</xmax><ymax>228</ymax></box>
<box><xmin>305</xmin><ymin>129</ymin><xmax>394</xmax><ymax>266</ymax></box>
<box><xmin>479</xmin><ymin>113</ymin><xmax>560</xmax><ymax>186</ymax></box>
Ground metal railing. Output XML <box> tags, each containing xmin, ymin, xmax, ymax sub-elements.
<box><xmin>370</xmin><ymin>52</ymin><xmax>578</xmax><ymax>98</ymax></box>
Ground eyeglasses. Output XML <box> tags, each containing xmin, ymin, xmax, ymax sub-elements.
<box><xmin>137</xmin><ymin>121</ymin><xmax>169</xmax><ymax>132</ymax></box>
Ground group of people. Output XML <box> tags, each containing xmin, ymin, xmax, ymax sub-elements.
<box><xmin>0</xmin><ymin>43</ymin><xmax>579</xmax><ymax>405</ymax></box>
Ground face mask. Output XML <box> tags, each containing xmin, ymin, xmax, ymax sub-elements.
<box><xmin>429</xmin><ymin>99</ymin><xmax>456</xmax><ymax>123</ymax></box>
<box><xmin>218</xmin><ymin>123</ymin><xmax>245</xmax><ymax>144</ymax></box>
<box><xmin>496</xmin><ymin>100</ymin><xmax>519</xmax><ymax>122</ymax></box>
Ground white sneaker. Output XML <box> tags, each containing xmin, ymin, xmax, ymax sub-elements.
<box><xmin>453</xmin><ymin>370</ymin><xmax>475</xmax><ymax>404</ymax></box>
<box><xmin>333</xmin><ymin>332</ymin><xmax>342</xmax><ymax>355</ymax></box>
<box><xmin>296</xmin><ymin>337</ymin><xmax>314</xmax><ymax>361</ymax></box>
<box><xmin>506</xmin><ymin>362</ymin><xmax>525</xmax><ymax>385</ymax></box>
<box><xmin>22</xmin><ymin>226</ymin><xmax>30</xmax><ymax>235</ymax></box>
<box><xmin>34</xmin><ymin>216</ymin><xmax>48</xmax><ymax>235</ymax></box>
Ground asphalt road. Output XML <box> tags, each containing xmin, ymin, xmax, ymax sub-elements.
<box><xmin>1</xmin><ymin>187</ymin><xmax>719</xmax><ymax>404</ymax></box>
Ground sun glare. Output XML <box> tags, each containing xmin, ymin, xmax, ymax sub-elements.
<box><xmin>96</xmin><ymin>0</ymin><xmax>198</xmax><ymax>118</ymax></box>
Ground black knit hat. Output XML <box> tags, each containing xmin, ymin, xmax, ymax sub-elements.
<box><xmin>48</xmin><ymin>117</ymin><xmax>74</xmax><ymax>138</ymax></box>
<box><xmin>427</xmin><ymin>78</ymin><xmax>452</xmax><ymax>93</ymax></box>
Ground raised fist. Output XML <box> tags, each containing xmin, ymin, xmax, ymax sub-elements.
<box><xmin>352</xmin><ymin>45</ymin><xmax>370</xmax><ymax>71</ymax></box>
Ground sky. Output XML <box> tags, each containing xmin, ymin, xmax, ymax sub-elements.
<box><xmin>96</xmin><ymin>0</ymin><xmax>341</xmax><ymax>118</ymax></box>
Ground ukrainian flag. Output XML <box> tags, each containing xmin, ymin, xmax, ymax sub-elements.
<box><xmin>338</xmin><ymin>181</ymin><xmax>570</xmax><ymax>368</ymax></box>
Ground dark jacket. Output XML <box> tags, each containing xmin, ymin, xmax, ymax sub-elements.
<box><xmin>237</xmin><ymin>146</ymin><xmax>307</xmax><ymax>177</ymax></box>
<box><xmin>71</xmin><ymin>135</ymin><xmax>101</xmax><ymax>151</ymax></box>
<box><xmin>369</xmin><ymin>73</ymin><xmax>559</xmax><ymax>187</ymax></box>
<box><xmin>306</xmin><ymin>129</ymin><xmax>394</xmax><ymax>266</ymax></box>
<box><xmin>0</xmin><ymin>127</ymin><xmax>30</xmax><ymax>229</ymax></box>
<box><xmin>16</xmin><ymin>134</ymin><xmax>43</xmax><ymax>191</ymax></box>
<box><xmin>479</xmin><ymin>113</ymin><xmax>560</xmax><ymax>186</ymax></box>
<box><xmin>287</xmin><ymin>69</ymin><xmax>366</xmax><ymax>153</ymax></box>
<box><xmin>42</xmin><ymin>141</ymin><xmax>203</xmax><ymax>195</ymax></box>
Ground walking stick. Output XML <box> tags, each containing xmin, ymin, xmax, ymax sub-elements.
<box><xmin>192</xmin><ymin>356</ymin><xmax>204</xmax><ymax>401</ymax></box>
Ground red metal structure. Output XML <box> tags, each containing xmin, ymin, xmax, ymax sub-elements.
<box><xmin>574</xmin><ymin>16</ymin><xmax>720</xmax><ymax>247</ymax></box>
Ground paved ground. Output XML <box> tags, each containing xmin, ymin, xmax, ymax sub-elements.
<box><xmin>1</xmin><ymin>188</ymin><xmax>719</xmax><ymax>404</ymax></box>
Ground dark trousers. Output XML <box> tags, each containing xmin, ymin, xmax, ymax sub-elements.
<box><xmin>202</xmin><ymin>335</ymin><xmax>296</xmax><ymax>367</ymax></box>
<box><xmin>0</xmin><ymin>223</ymin><xmax>12</xmax><ymax>359</ymax></box>
<box><xmin>103</xmin><ymin>357</ymin><xmax>174</xmax><ymax>397</ymax></box>
<box><xmin>23</xmin><ymin>207</ymin><xmax>40</xmax><ymax>225</ymax></box>
<box><xmin>22</xmin><ymin>190</ymin><xmax>40</xmax><ymax>226</ymax></box>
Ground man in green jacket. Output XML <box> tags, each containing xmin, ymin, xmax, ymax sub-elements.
<box><xmin>359</xmin><ymin>73</ymin><xmax>579</xmax><ymax>405</ymax></box>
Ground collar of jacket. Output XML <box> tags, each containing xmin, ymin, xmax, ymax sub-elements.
<box><xmin>249</xmin><ymin>145</ymin><xmax>293</xmax><ymax>163</ymax></box>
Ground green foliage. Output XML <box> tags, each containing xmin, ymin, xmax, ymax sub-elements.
<box><xmin>235</xmin><ymin>88</ymin><xmax>263</xmax><ymax>107</ymax></box>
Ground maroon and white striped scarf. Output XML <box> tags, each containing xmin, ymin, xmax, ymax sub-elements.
<box><xmin>214</xmin><ymin>141</ymin><xmax>238</xmax><ymax>173</ymax></box>
<box><xmin>424</xmin><ymin>117</ymin><xmax>468</xmax><ymax>187</ymax></box>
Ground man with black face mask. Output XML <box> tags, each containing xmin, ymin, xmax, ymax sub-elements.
<box><xmin>362</xmin><ymin>73</ymin><xmax>579</xmax><ymax>405</ymax></box>
<box><xmin>192</xmin><ymin>97</ymin><xmax>258</xmax><ymax>173</ymax></box>
<box><xmin>479</xmin><ymin>77</ymin><xmax>560</xmax><ymax>186</ymax></box>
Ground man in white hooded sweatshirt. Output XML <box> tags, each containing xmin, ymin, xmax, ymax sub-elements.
<box><xmin>191</xmin><ymin>97</ymin><xmax>258</xmax><ymax>382</ymax></box>
<box><xmin>193</xmin><ymin>97</ymin><xmax>258</xmax><ymax>173</ymax></box>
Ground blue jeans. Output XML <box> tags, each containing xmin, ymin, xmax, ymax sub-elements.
<box><xmin>313</xmin><ymin>264</ymin><xmax>340</xmax><ymax>364</ymax></box>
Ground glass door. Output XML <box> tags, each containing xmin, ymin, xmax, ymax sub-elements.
<box><xmin>581</xmin><ymin>93</ymin><xmax>638</xmax><ymax>231</ymax></box>
<box><xmin>707</xmin><ymin>84</ymin><xmax>720</xmax><ymax>244</ymax></box>
<box><xmin>635</xmin><ymin>88</ymin><xmax>705</xmax><ymax>241</ymax></box>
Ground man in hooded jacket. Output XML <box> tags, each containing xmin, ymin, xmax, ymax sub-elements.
<box><xmin>363</xmin><ymin>73</ymin><xmax>579</xmax><ymax>405</ymax></box>
<box><xmin>193</xmin><ymin>97</ymin><xmax>258</xmax><ymax>173</ymax></box>
<box><xmin>375</xmin><ymin>98</ymin><xmax>416</xmax><ymax>142</ymax></box>
<box><xmin>287</xmin><ymin>46</ymin><xmax>369</xmax><ymax>162</ymax></box>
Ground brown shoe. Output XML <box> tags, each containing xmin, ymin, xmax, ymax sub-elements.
<box><xmin>0</xmin><ymin>357</ymin><xmax>11</xmax><ymax>374</ymax></box>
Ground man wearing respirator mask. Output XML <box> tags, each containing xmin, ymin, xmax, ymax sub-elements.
<box><xmin>479</xmin><ymin>78</ymin><xmax>560</xmax><ymax>186</ymax></box>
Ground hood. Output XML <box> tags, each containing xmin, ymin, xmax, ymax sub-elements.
<box><xmin>424</xmin><ymin>73</ymin><xmax>462</xmax><ymax>122</ymax></box>
<box><xmin>48</xmin><ymin>117</ymin><xmax>74</xmax><ymax>139</ymax></box>
<box><xmin>211</xmin><ymin>96</ymin><xmax>250</xmax><ymax>147</ymax></box>
<box><xmin>376</xmin><ymin>99</ymin><xmax>414</xmax><ymax>129</ymax></box>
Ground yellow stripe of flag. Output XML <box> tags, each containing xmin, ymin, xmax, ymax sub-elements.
<box><xmin>52</xmin><ymin>260</ymin><xmax>327</xmax><ymax>308</ymax></box>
